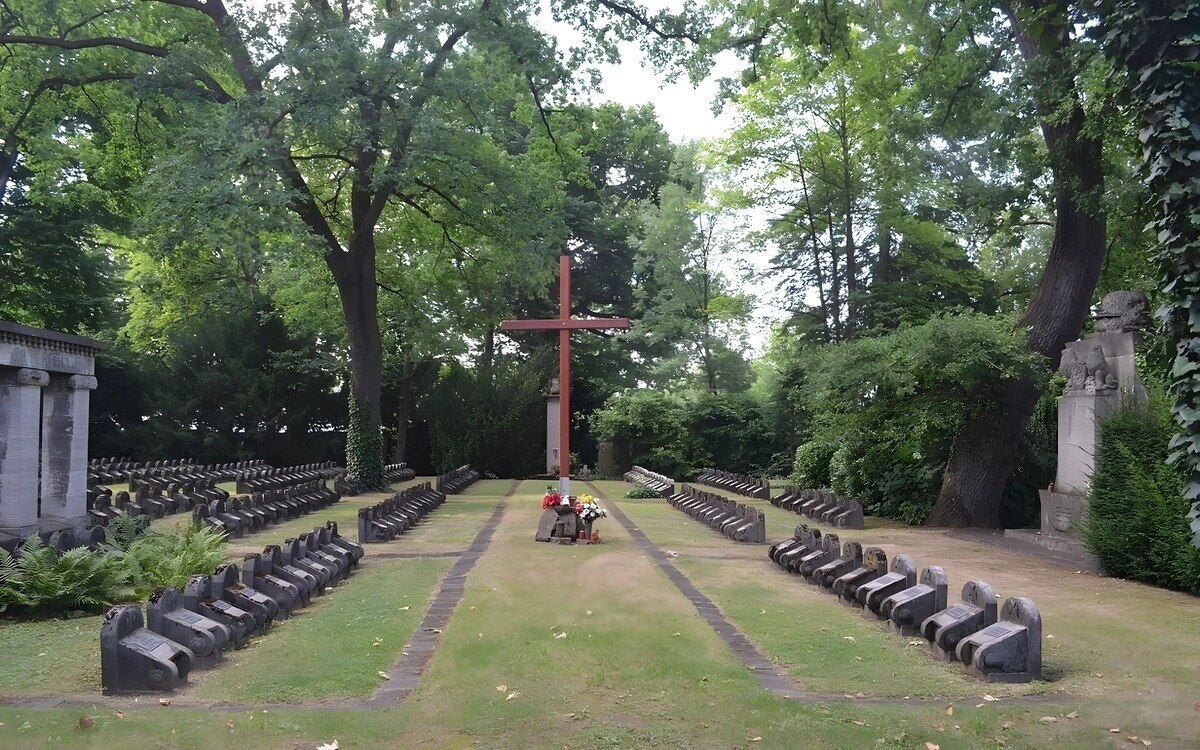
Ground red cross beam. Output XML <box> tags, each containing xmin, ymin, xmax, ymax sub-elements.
<box><xmin>499</xmin><ymin>255</ymin><xmax>630</xmax><ymax>497</ymax></box>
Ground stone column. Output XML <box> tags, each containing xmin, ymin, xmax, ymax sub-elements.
<box><xmin>546</xmin><ymin>390</ymin><xmax>561</xmax><ymax>475</ymax></box>
<box><xmin>38</xmin><ymin>373</ymin><xmax>97</xmax><ymax>533</ymax></box>
<box><xmin>0</xmin><ymin>367</ymin><xmax>49</xmax><ymax>543</ymax></box>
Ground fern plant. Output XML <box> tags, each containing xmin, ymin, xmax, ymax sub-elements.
<box><xmin>0</xmin><ymin>547</ymin><xmax>29</xmax><ymax>613</ymax></box>
<box><xmin>122</xmin><ymin>523</ymin><xmax>227</xmax><ymax>591</ymax></box>
<box><xmin>0</xmin><ymin>535</ymin><xmax>129</xmax><ymax>614</ymax></box>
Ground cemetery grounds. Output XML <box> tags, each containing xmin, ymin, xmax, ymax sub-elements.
<box><xmin>0</xmin><ymin>478</ymin><xmax>1197</xmax><ymax>749</ymax></box>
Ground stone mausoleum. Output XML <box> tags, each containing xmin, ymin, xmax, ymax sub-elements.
<box><xmin>0</xmin><ymin>321</ymin><xmax>102</xmax><ymax>548</ymax></box>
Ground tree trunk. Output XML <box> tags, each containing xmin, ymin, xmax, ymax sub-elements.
<box><xmin>330</xmin><ymin>236</ymin><xmax>385</xmax><ymax>489</ymax></box>
<box><xmin>928</xmin><ymin>0</ymin><xmax>1107</xmax><ymax>527</ymax></box>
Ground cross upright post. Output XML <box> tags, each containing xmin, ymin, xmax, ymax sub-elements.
<box><xmin>499</xmin><ymin>255</ymin><xmax>630</xmax><ymax>498</ymax></box>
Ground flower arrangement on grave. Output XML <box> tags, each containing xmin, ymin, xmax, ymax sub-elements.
<box><xmin>542</xmin><ymin>488</ymin><xmax>563</xmax><ymax>510</ymax></box>
<box><xmin>575</xmin><ymin>494</ymin><xmax>607</xmax><ymax>525</ymax></box>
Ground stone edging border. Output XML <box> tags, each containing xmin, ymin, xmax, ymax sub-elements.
<box><xmin>586</xmin><ymin>482</ymin><xmax>1073</xmax><ymax>709</ymax></box>
<box><xmin>365</xmin><ymin>480</ymin><xmax>517</xmax><ymax>707</ymax></box>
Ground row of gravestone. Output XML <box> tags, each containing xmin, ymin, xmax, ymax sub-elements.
<box><xmin>623</xmin><ymin>466</ymin><xmax>675</xmax><ymax>496</ymax></box>
<box><xmin>768</xmin><ymin>524</ymin><xmax>1041</xmax><ymax>683</ymax></box>
<box><xmin>358</xmin><ymin>482</ymin><xmax>446</xmax><ymax>543</ymax></box>
<box><xmin>771</xmin><ymin>487</ymin><xmax>865</xmax><ymax>530</ymax></box>
<box><xmin>88</xmin><ymin>470</ymin><xmax>339</xmax><ymax>532</ymax></box>
<box><xmin>0</xmin><ymin>525</ymin><xmax>109</xmax><ymax>556</ymax></box>
<box><xmin>88</xmin><ymin>481</ymin><xmax>228</xmax><ymax>527</ymax></box>
<box><xmin>194</xmin><ymin>481</ymin><xmax>340</xmax><ymax>539</ymax></box>
<box><xmin>436</xmin><ymin>465</ymin><xmax>480</xmax><ymax>494</ymax></box>
<box><xmin>383</xmin><ymin>463</ymin><xmax>416</xmax><ymax>483</ymax></box>
<box><xmin>694</xmin><ymin>469</ymin><xmax>771</xmax><ymax>500</ymax></box>
<box><xmin>234</xmin><ymin>464</ymin><xmax>344</xmax><ymax>494</ymax></box>
<box><xmin>101</xmin><ymin>522</ymin><xmax>365</xmax><ymax>694</ymax></box>
<box><xmin>668</xmin><ymin>485</ymin><xmax>767</xmax><ymax>543</ymax></box>
<box><xmin>88</xmin><ymin>458</ymin><xmax>269</xmax><ymax>489</ymax></box>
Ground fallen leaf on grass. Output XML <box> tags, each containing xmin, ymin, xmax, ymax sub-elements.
<box><xmin>1195</xmin><ymin>701</ymin><xmax>1200</xmax><ymax>712</ymax></box>
<box><xmin>399</xmin><ymin>606</ymin><xmax>410</xmax><ymax>611</ymax></box>
<box><xmin>760</xmin><ymin>609</ymin><xmax>766</xmax><ymax>614</ymax></box>
<box><xmin>844</xmin><ymin>636</ymin><xmax>856</xmax><ymax>642</ymax></box>
<box><xmin>1001</xmin><ymin>722</ymin><xmax>1013</xmax><ymax>730</ymax></box>
<box><xmin>749</xmin><ymin>737</ymin><xmax>762</xmax><ymax>742</ymax></box>
<box><xmin>226</xmin><ymin>720</ymin><xmax>235</xmax><ymax>730</ymax></box>
<box><xmin>983</xmin><ymin>694</ymin><xmax>999</xmax><ymax>702</ymax></box>
<box><xmin>316</xmin><ymin>742</ymin><xmax>339</xmax><ymax>750</ymax></box>
<box><xmin>506</xmin><ymin>691</ymin><xmax>520</xmax><ymax>701</ymax></box>
<box><xmin>672</xmin><ymin>632</ymin><xmax>681</xmax><ymax>637</ymax></box>
<box><xmin>1039</xmin><ymin>717</ymin><xmax>1057</xmax><ymax>724</ymax></box>
<box><xmin>377</xmin><ymin>671</ymin><xmax>390</xmax><ymax>680</ymax></box>
<box><xmin>586</xmin><ymin>610</ymin><xmax>593</xmax><ymax>616</ymax></box>
<box><xmin>158</xmin><ymin>698</ymin><xmax>171</xmax><ymax>706</ymax></box>
<box><xmin>851</xmin><ymin>720</ymin><xmax>865</xmax><ymax>726</ymax></box>
<box><xmin>554</xmin><ymin>632</ymin><xmax>568</xmax><ymax>639</ymax></box>
<box><xmin>496</xmin><ymin>685</ymin><xmax>508</xmax><ymax>692</ymax></box>
<box><xmin>1066</xmin><ymin>711</ymin><xmax>1080</xmax><ymax>719</ymax></box>
<box><xmin>1110</xmin><ymin>729</ymin><xmax>1121</xmax><ymax>733</ymax></box>
<box><xmin>924</xmin><ymin>743</ymin><xmax>940</xmax><ymax>750</ymax></box>
<box><xmin>78</xmin><ymin>716</ymin><xmax>95</xmax><ymax>730</ymax></box>
<box><xmin>114</xmin><ymin>712</ymin><xmax>125</xmax><ymax>719</ymax></box>
<box><xmin>1095</xmin><ymin>672</ymin><xmax>1104</xmax><ymax>678</ymax></box>
<box><xmin>945</xmin><ymin>705</ymin><xmax>954</xmax><ymax>716</ymax></box>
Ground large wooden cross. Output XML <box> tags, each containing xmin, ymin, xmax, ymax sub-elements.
<box><xmin>500</xmin><ymin>255</ymin><xmax>629</xmax><ymax>497</ymax></box>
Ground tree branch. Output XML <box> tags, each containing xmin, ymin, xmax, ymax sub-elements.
<box><xmin>0</xmin><ymin>34</ymin><xmax>168</xmax><ymax>56</ymax></box>
<box><xmin>593</xmin><ymin>0</ymin><xmax>699</xmax><ymax>42</ymax></box>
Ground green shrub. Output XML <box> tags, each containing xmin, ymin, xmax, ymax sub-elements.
<box><xmin>119</xmin><ymin>523</ymin><xmax>228</xmax><ymax>592</ymax></box>
<box><xmin>106</xmin><ymin>514</ymin><xmax>152</xmax><ymax>550</ymax></box>
<box><xmin>591</xmin><ymin>390</ymin><xmax>781</xmax><ymax>478</ymax></box>
<box><xmin>1085</xmin><ymin>404</ymin><xmax>1200</xmax><ymax>592</ymax></box>
<box><xmin>625</xmin><ymin>486</ymin><xmax>663</xmax><ymax>499</ymax></box>
<box><xmin>0</xmin><ymin>536</ymin><xmax>129</xmax><ymax>614</ymax></box>
<box><xmin>792</xmin><ymin>439</ymin><xmax>837</xmax><ymax>488</ymax></box>
<box><xmin>778</xmin><ymin>313</ymin><xmax>1048</xmax><ymax>523</ymax></box>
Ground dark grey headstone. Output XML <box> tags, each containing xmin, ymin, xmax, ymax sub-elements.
<box><xmin>535</xmin><ymin>508</ymin><xmax>557</xmax><ymax>542</ymax></box>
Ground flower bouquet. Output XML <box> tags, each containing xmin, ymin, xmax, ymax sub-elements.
<box><xmin>542</xmin><ymin>488</ymin><xmax>562</xmax><ymax>510</ymax></box>
<box><xmin>575</xmin><ymin>494</ymin><xmax>607</xmax><ymax>541</ymax></box>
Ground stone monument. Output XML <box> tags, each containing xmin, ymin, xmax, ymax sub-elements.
<box><xmin>1006</xmin><ymin>292</ymin><xmax>1150</xmax><ymax>564</ymax></box>
<box><xmin>0</xmin><ymin>321</ymin><xmax>102</xmax><ymax>549</ymax></box>
<box><xmin>545</xmin><ymin>377</ymin><xmax>560</xmax><ymax>475</ymax></box>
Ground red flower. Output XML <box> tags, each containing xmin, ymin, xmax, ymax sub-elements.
<box><xmin>542</xmin><ymin>492</ymin><xmax>561</xmax><ymax>510</ymax></box>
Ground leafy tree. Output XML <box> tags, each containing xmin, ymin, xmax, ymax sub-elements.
<box><xmin>788</xmin><ymin>313</ymin><xmax>1048</xmax><ymax>523</ymax></box>
<box><xmin>0</xmin><ymin>0</ymin><xmax>580</xmax><ymax>489</ymax></box>
<box><xmin>634</xmin><ymin>144</ymin><xmax>752</xmax><ymax>392</ymax></box>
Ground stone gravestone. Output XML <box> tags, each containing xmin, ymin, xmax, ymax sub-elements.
<box><xmin>0</xmin><ymin>322</ymin><xmax>102</xmax><ymax>550</ymax></box>
<box><xmin>1005</xmin><ymin>292</ymin><xmax>1149</xmax><ymax>565</ymax></box>
<box><xmin>596</xmin><ymin>440</ymin><xmax>620</xmax><ymax>477</ymax></box>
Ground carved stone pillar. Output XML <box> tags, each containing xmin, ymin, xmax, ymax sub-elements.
<box><xmin>0</xmin><ymin>367</ymin><xmax>49</xmax><ymax>543</ymax></box>
<box><xmin>38</xmin><ymin>373</ymin><xmax>97</xmax><ymax>533</ymax></box>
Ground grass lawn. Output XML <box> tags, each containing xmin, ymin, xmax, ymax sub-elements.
<box><xmin>0</xmin><ymin>478</ymin><xmax>1195</xmax><ymax>749</ymax></box>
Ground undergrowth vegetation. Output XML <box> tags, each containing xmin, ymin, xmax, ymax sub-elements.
<box><xmin>0</xmin><ymin>522</ymin><xmax>228</xmax><ymax>616</ymax></box>
<box><xmin>1086</xmin><ymin>395</ymin><xmax>1200</xmax><ymax>593</ymax></box>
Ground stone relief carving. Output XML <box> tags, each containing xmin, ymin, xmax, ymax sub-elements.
<box><xmin>1061</xmin><ymin>343</ymin><xmax>1117</xmax><ymax>393</ymax></box>
<box><xmin>1093</xmin><ymin>290</ymin><xmax>1151</xmax><ymax>334</ymax></box>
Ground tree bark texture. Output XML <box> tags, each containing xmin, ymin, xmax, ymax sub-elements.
<box><xmin>927</xmin><ymin>0</ymin><xmax>1107</xmax><ymax>527</ymax></box>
